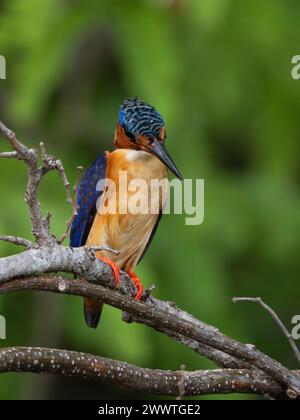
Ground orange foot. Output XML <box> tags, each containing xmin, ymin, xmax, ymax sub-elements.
<box><xmin>127</xmin><ymin>270</ymin><xmax>144</xmax><ymax>300</ymax></box>
<box><xmin>97</xmin><ymin>256</ymin><xmax>120</xmax><ymax>288</ymax></box>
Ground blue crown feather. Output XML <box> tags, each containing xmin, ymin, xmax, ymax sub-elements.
<box><xmin>119</xmin><ymin>98</ymin><xmax>164</xmax><ymax>138</ymax></box>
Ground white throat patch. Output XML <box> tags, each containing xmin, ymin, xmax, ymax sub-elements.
<box><xmin>125</xmin><ymin>150</ymin><xmax>151</xmax><ymax>162</ymax></box>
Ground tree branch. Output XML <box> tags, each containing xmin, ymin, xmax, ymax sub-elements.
<box><xmin>0</xmin><ymin>346</ymin><xmax>290</xmax><ymax>399</ymax></box>
<box><xmin>0</xmin><ymin>121</ymin><xmax>75</xmax><ymax>247</ymax></box>
<box><xmin>0</xmin><ymin>274</ymin><xmax>299</xmax><ymax>397</ymax></box>
<box><xmin>0</xmin><ymin>121</ymin><xmax>53</xmax><ymax>245</ymax></box>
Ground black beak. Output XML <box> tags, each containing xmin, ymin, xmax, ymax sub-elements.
<box><xmin>148</xmin><ymin>138</ymin><xmax>183</xmax><ymax>181</ymax></box>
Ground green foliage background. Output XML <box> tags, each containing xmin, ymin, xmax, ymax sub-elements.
<box><xmin>0</xmin><ymin>0</ymin><xmax>299</xmax><ymax>400</ymax></box>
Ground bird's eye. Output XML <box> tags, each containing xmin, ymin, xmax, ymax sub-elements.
<box><xmin>124</xmin><ymin>127</ymin><xmax>136</xmax><ymax>142</ymax></box>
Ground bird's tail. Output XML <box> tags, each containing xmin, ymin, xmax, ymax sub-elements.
<box><xmin>83</xmin><ymin>298</ymin><xmax>103</xmax><ymax>329</ymax></box>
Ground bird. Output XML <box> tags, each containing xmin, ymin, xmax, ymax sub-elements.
<box><xmin>70</xmin><ymin>98</ymin><xmax>183</xmax><ymax>329</ymax></box>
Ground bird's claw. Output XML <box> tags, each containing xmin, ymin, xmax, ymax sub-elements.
<box><xmin>96</xmin><ymin>255</ymin><xmax>120</xmax><ymax>288</ymax></box>
<box><xmin>127</xmin><ymin>270</ymin><xmax>144</xmax><ymax>300</ymax></box>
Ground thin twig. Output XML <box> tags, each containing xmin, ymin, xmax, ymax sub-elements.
<box><xmin>57</xmin><ymin>214</ymin><xmax>76</xmax><ymax>245</ymax></box>
<box><xmin>39</xmin><ymin>142</ymin><xmax>77</xmax><ymax>215</ymax></box>
<box><xmin>0</xmin><ymin>151</ymin><xmax>18</xmax><ymax>159</ymax></box>
<box><xmin>57</xmin><ymin>166</ymin><xmax>83</xmax><ymax>244</ymax></box>
<box><xmin>233</xmin><ymin>297</ymin><xmax>300</xmax><ymax>366</ymax></box>
<box><xmin>0</xmin><ymin>235</ymin><xmax>33</xmax><ymax>250</ymax></box>
<box><xmin>0</xmin><ymin>121</ymin><xmax>34</xmax><ymax>161</ymax></box>
<box><xmin>53</xmin><ymin>159</ymin><xmax>76</xmax><ymax>211</ymax></box>
<box><xmin>176</xmin><ymin>364</ymin><xmax>186</xmax><ymax>400</ymax></box>
<box><xmin>39</xmin><ymin>141</ymin><xmax>46</xmax><ymax>160</ymax></box>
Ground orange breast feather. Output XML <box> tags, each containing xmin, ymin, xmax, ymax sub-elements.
<box><xmin>86</xmin><ymin>149</ymin><xmax>167</xmax><ymax>270</ymax></box>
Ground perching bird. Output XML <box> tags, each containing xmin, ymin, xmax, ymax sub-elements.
<box><xmin>70</xmin><ymin>98</ymin><xmax>183</xmax><ymax>328</ymax></box>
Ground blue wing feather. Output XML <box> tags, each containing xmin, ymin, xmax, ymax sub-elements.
<box><xmin>70</xmin><ymin>152</ymin><xmax>107</xmax><ymax>248</ymax></box>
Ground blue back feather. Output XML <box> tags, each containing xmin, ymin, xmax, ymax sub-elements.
<box><xmin>119</xmin><ymin>98</ymin><xmax>164</xmax><ymax>138</ymax></box>
<box><xmin>70</xmin><ymin>153</ymin><xmax>107</xmax><ymax>247</ymax></box>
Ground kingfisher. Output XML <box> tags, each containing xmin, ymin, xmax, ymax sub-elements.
<box><xmin>70</xmin><ymin>98</ymin><xmax>183</xmax><ymax>328</ymax></box>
